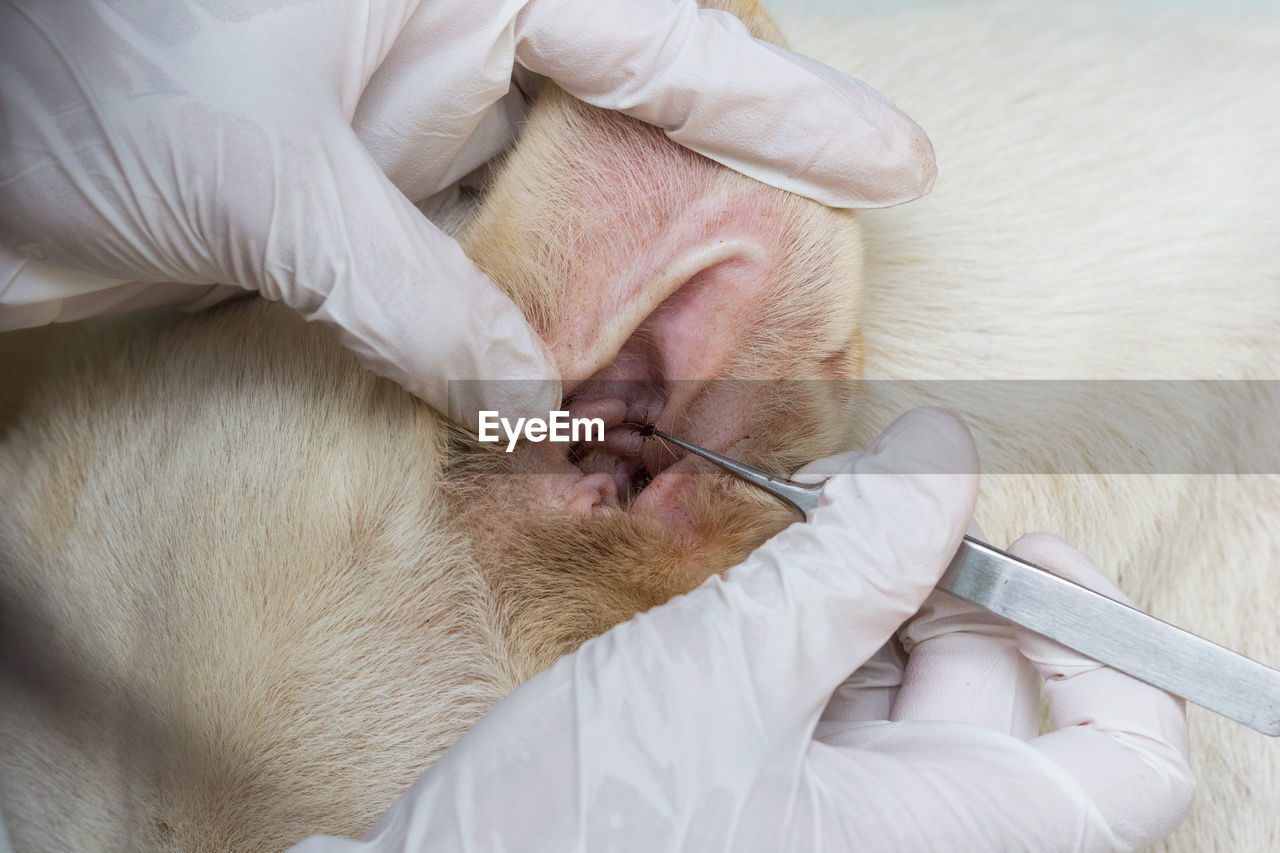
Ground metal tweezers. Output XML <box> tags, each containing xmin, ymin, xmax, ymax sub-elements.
<box><xmin>644</xmin><ymin>425</ymin><xmax>1280</xmax><ymax>736</ymax></box>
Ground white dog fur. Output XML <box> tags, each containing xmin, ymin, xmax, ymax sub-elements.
<box><xmin>769</xmin><ymin>1</ymin><xmax>1280</xmax><ymax>849</ymax></box>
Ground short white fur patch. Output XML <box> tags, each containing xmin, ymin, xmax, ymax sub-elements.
<box><xmin>776</xmin><ymin>3</ymin><xmax>1280</xmax><ymax>850</ymax></box>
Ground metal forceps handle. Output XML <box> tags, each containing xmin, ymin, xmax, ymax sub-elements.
<box><xmin>641</xmin><ymin>425</ymin><xmax>1280</xmax><ymax>736</ymax></box>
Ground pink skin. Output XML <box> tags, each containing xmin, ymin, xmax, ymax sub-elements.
<box><xmin>539</xmin><ymin>190</ymin><xmax>779</xmax><ymax>538</ymax></box>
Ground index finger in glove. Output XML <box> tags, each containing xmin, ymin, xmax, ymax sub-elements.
<box><xmin>889</xmin><ymin>588</ymin><xmax>1042</xmax><ymax>740</ymax></box>
<box><xmin>1012</xmin><ymin>533</ymin><xmax>1196</xmax><ymax>851</ymax></box>
<box><xmin>514</xmin><ymin>0</ymin><xmax>936</xmax><ymax>208</ymax></box>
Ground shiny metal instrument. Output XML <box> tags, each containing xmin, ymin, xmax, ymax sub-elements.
<box><xmin>643</xmin><ymin>425</ymin><xmax>1280</xmax><ymax>736</ymax></box>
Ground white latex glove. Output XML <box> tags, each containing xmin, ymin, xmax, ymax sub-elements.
<box><xmin>819</xmin><ymin>533</ymin><xmax>1194</xmax><ymax>851</ymax></box>
<box><xmin>287</xmin><ymin>408</ymin><xmax>1193</xmax><ymax>852</ymax></box>
<box><xmin>0</xmin><ymin>0</ymin><xmax>935</xmax><ymax>425</ymax></box>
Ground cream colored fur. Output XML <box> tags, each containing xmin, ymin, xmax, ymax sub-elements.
<box><xmin>0</xmin><ymin>4</ymin><xmax>857</xmax><ymax>848</ymax></box>
<box><xmin>1</xmin><ymin>1</ymin><xmax>1277</xmax><ymax>851</ymax></box>
<box><xmin>767</xmin><ymin>2</ymin><xmax>1280</xmax><ymax>850</ymax></box>
<box><xmin>0</xmin><ymin>311</ymin><xmax>525</xmax><ymax>850</ymax></box>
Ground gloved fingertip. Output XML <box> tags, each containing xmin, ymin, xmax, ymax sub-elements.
<box><xmin>898</xmin><ymin>590</ymin><xmax>1012</xmax><ymax>655</ymax></box>
<box><xmin>862</xmin><ymin>407</ymin><xmax>979</xmax><ymax>478</ymax></box>
<box><xmin>794</xmin><ymin>409</ymin><xmax>977</xmax><ymax>483</ymax></box>
<box><xmin>854</xmin><ymin>106</ymin><xmax>937</xmax><ymax>206</ymax></box>
<box><xmin>448</xmin><ymin>371</ymin><xmax>563</xmax><ymax>434</ymax></box>
<box><xmin>751</xmin><ymin>41</ymin><xmax>939</xmax><ymax>208</ymax></box>
<box><xmin>1006</xmin><ymin>532</ymin><xmax>1134</xmax><ymax>607</ymax></box>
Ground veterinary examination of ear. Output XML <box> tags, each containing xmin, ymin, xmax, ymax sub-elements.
<box><xmin>17</xmin><ymin>0</ymin><xmax>1269</xmax><ymax>850</ymax></box>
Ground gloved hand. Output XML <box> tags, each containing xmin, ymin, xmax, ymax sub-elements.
<box><xmin>0</xmin><ymin>0</ymin><xmax>935</xmax><ymax>425</ymax></box>
<box><xmin>288</xmin><ymin>408</ymin><xmax>1194</xmax><ymax>852</ymax></box>
<box><xmin>819</xmin><ymin>532</ymin><xmax>1194</xmax><ymax>851</ymax></box>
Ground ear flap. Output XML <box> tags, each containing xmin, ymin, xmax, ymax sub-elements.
<box><xmin>464</xmin><ymin>72</ymin><xmax>863</xmax><ymax>404</ymax></box>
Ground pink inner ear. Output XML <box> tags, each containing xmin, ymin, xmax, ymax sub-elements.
<box><xmin>644</xmin><ymin>256</ymin><xmax>770</xmax><ymax>382</ymax></box>
<box><xmin>550</xmin><ymin>194</ymin><xmax>782</xmax><ymax>397</ymax></box>
<box><xmin>515</xmin><ymin>96</ymin><xmax>794</xmax><ymax>395</ymax></box>
<box><xmin>553</xmin><ymin>223</ymin><xmax>779</xmax><ymax>452</ymax></box>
